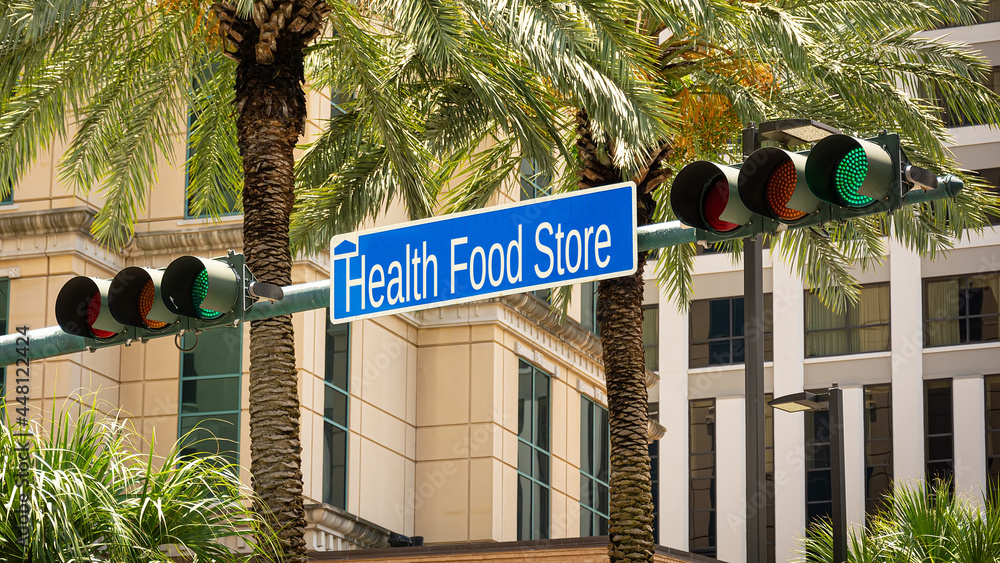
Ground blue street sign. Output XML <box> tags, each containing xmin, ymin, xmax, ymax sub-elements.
<box><xmin>330</xmin><ymin>182</ymin><xmax>637</xmax><ymax>323</ymax></box>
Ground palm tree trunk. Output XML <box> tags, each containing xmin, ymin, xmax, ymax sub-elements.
<box><xmin>577</xmin><ymin>109</ymin><xmax>668</xmax><ymax>563</ymax></box>
<box><xmin>235</xmin><ymin>39</ymin><xmax>309</xmax><ymax>563</ymax></box>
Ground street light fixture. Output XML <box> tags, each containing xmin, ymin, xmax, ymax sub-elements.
<box><xmin>769</xmin><ymin>385</ymin><xmax>848</xmax><ymax>563</ymax></box>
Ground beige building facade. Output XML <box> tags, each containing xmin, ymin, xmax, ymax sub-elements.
<box><xmin>0</xmin><ymin>90</ymin><xmax>660</xmax><ymax>556</ymax></box>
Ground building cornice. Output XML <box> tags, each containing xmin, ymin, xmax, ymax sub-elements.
<box><xmin>500</xmin><ymin>293</ymin><xmax>603</xmax><ymax>358</ymax></box>
<box><xmin>303</xmin><ymin>503</ymin><xmax>391</xmax><ymax>551</ymax></box>
<box><xmin>129</xmin><ymin>224</ymin><xmax>244</xmax><ymax>256</ymax></box>
<box><xmin>0</xmin><ymin>206</ymin><xmax>96</xmax><ymax>238</ymax></box>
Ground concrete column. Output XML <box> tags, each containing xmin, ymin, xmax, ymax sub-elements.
<box><xmin>841</xmin><ymin>385</ymin><xmax>867</xmax><ymax>533</ymax></box>
<box><xmin>954</xmin><ymin>375</ymin><xmax>987</xmax><ymax>511</ymax></box>
<box><xmin>889</xmin><ymin>237</ymin><xmax>925</xmax><ymax>486</ymax></box>
<box><xmin>770</xmin><ymin>254</ymin><xmax>806</xmax><ymax>563</ymax></box>
<box><xmin>658</xmin><ymin>293</ymin><xmax>689</xmax><ymax>549</ymax></box>
<box><xmin>716</xmin><ymin>396</ymin><xmax>747</xmax><ymax>563</ymax></box>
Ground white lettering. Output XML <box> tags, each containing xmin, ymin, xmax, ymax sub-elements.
<box><xmin>368</xmin><ymin>264</ymin><xmax>385</xmax><ymax>308</ymax></box>
<box><xmin>595</xmin><ymin>224</ymin><xmax>612</xmax><ymax>268</ymax></box>
<box><xmin>450</xmin><ymin>237</ymin><xmax>468</xmax><ymax>294</ymax></box>
<box><xmin>423</xmin><ymin>242</ymin><xmax>438</xmax><ymax>298</ymax></box>
<box><xmin>387</xmin><ymin>261</ymin><xmax>404</xmax><ymax>304</ymax></box>
<box><xmin>488</xmin><ymin>243</ymin><xmax>504</xmax><ymax>287</ymax></box>
<box><xmin>507</xmin><ymin>225</ymin><xmax>523</xmax><ymax>284</ymax></box>
<box><xmin>565</xmin><ymin>229</ymin><xmax>582</xmax><ymax>273</ymax></box>
<box><xmin>469</xmin><ymin>246</ymin><xmax>487</xmax><ymax>290</ymax></box>
<box><xmin>534</xmin><ymin>223</ymin><xmax>554</xmax><ymax>278</ymax></box>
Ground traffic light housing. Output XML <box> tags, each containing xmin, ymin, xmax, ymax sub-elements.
<box><xmin>670</xmin><ymin>160</ymin><xmax>773</xmax><ymax>240</ymax></box>
<box><xmin>55</xmin><ymin>277</ymin><xmax>125</xmax><ymax>340</ymax></box>
<box><xmin>670</xmin><ymin>132</ymin><xmax>938</xmax><ymax>239</ymax></box>
<box><xmin>55</xmin><ymin>252</ymin><xmax>263</xmax><ymax>343</ymax></box>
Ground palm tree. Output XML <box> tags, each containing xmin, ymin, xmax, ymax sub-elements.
<box><xmin>0</xmin><ymin>405</ymin><xmax>279</xmax><ymax>561</ymax></box>
<box><xmin>569</xmin><ymin>0</ymin><xmax>1000</xmax><ymax>560</ymax></box>
<box><xmin>0</xmin><ymin>1</ymin><xmax>667</xmax><ymax>560</ymax></box>
<box><xmin>802</xmin><ymin>480</ymin><xmax>1000</xmax><ymax>562</ymax></box>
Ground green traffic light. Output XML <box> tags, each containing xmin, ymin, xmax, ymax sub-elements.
<box><xmin>834</xmin><ymin>147</ymin><xmax>875</xmax><ymax>207</ymax></box>
<box><xmin>192</xmin><ymin>269</ymin><xmax>224</xmax><ymax>319</ymax></box>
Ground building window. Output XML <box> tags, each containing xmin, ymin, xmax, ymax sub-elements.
<box><xmin>517</xmin><ymin>359</ymin><xmax>550</xmax><ymax>540</ymax></box>
<box><xmin>924</xmin><ymin>272</ymin><xmax>1000</xmax><ymax>347</ymax></box>
<box><xmin>323</xmin><ymin>316</ymin><xmax>350</xmax><ymax>509</ymax></box>
<box><xmin>643</xmin><ymin>304</ymin><xmax>658</xmax><ymax>371</ymax></box>
<box><xmin>977</xmin><ymin>168</ymin><xmax>1000</xmax><ymax>226</ymax></box>
<box><xmin>649</xmin><ymin>435</ymin><xmax>660</xmax><ymax>540</ymax></box>
<box><xmin>979</xmin><ymin>1</ymin><xmax>1000</xmax><ymax>22</ymax></box>
<box><xmin>581</xmin><ymin>281</ymin><xmax>599</xmax><ymax>335</ymax></box>
<box><xmin>987</xmin><ymin>375</ymin><xmax>1000</xmax><ymax>504</ymax></box>
<box><xmin>805</xmin><ymin>283</ymin><xmax>891</xmax><ymax>357</ymax></box>
<box><xmin>690</xmin><ymin>295</ymin><xmax>773</xmax><ymax>368</ymax></box>
<box><xmin>864</xmin><ymin>385</ymin><xmax>893</xmax><ymax>517</ymax></box>
<box><xmin>0</xmin><ymin>279</ymin><xmax>8</xmax><ymax>412</ymax></box>
<box><xmin>1</xmin><ymin>181</ymin><xmax>12</xmax><ymax>205</ymax></box>
<box><xmin>331</xmin><ymin>91</ymin><xmax>349</xmax><ymax>117</ymax></box>
<box><xmin>689</xmin><ymin>399</ymin><xmax>716</xmax><ymax>558</ymax></box>
<box><xmin>925</xmin><ymin>379</ymin><xmax>954</xmax><ymax>487</ymax></box>
<box><xmin>805</xmin><ymin>391</ymin><xmax>831</xmax><ymax>527</ymax></box>
<box><xmin>765</xmin><ymin>393</ymin><xmax>775</xmax><ymax>563</ymax></box>
<box><xmin>519</xmin><ymin>158</ymin><xmax>551</xmax><ymax>201</ymax></box>
<box><xmin>178</xmin><ymin>326</ymin><xmax>242</xmax><ymax>467</ymax></box>
<box><xmin>580</xmin><ymin>397</ymin><xmax>609</xmax><ymax>536</ymax></box>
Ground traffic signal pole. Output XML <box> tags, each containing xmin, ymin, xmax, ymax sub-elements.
<box><xmin>743</xmin><ymin>124</ymin><xmax>768</xmax><ymax>563</ymax></box>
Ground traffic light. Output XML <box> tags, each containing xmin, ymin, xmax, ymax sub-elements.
<box><xmin>55</xmin><ymin>252</ymin><xmax>266</xmax><ymax>342</ymax></box>
<box><xmin>670</xmin><ymin>160</ymin><xmax>770</xmax><ymax>240</ymax></box>
<box><xmin>109</xmin><ymin>267</ymin><xmax>178</xmax><ymax>330</ymax></box>
<box><xmin>670</xmin><ymin>132</ymin><xmax>940</xmax><ymax>239</ymax></box>
<box><xmin>55</xmin><ymin>277</ymin><xmax>125</xmax><ymax>340</ymax></box>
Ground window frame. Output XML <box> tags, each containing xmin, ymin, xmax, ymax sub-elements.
<box><xmin>177</xmin><ymin>326</ymin><xmax>243</xmax><ymax>467</ymax></box>
<box><xmin>323</xmin><ymin>315</ymin><xmax>350</xmax><ymax>509</ymax></box>
<box><xmin>0</xmin><ymin>279</ymin><xmax>8</xmax><ymax>417</ymax></box>
<box><xmin>517</xmin><ymin>359</ymin><xmax>551</xmax><ymax>541</ymax></box>
<box><xmin>923</xmin><ymin>272</ymin><xmax>1000</xmax><ymax>348</ymax></box>
<box><xmin>924</xmin><ymin>378</ymin><xmax>954</xmax><ymax>488</ymax></box>
<box><xmin>519</xmin><ymin>158</ymin><xmax>552</xmax><ymax>201</ymax></box>
<box><xmin>804</xmin><ymin>389</ymin><xmax>832</xmax><ymax>528</ymax></box>
<box><xmin>580</xmin><ymin>396</ymin><xmax>609</xmax><ymax>536</ymax></box>
<box><xmin>864</xmin><ymin>384</ymin><xmax>893</xmax><ymax>518</ymax></box>
<box><xmin>581</xmin><ymin>281</ymin><xmax>599</xmax><ymax>335</ymax></box>
<box><xmin>804</xmin><ymin>283</ymin><xmax>891</xmax><ymax>358</ymax></box>
<box><xmin>643</xmin><ymin>304</ymin><xmax>658</xmax><ymax>372</ymax></box>
<box><xmin>987</xmin><ymin>375</ymin><xmax>1000</xmax><ymax>504</ymax></box>
<box><xmin>689</xmin><ymin>295</ymin><xmax>774</xmax><ymax>369</ymax></box>
<box><xmin>689</xmin><ymin>398</ymin><xmax>716</xmax><ymax>558</ymax></box>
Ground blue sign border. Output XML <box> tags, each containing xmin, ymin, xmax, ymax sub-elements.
<box><xmin>330</xmin><ymin>182</ymin><xmax>637</xmax><ymax>323</ymax></box>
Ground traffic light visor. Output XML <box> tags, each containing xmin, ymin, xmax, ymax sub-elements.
<box><xmin>671</xmin><ymin>162</ymin><xmax>750</xmax><ymax>234</ymax></box>
<box><xmin>55</xmin><ymin>277</ymin><xmax>124</xmax><ymax>339</ymax></box>
<box><xmin>806</xmin><ymin>135</ymin><xmax>893</xmax><ymax>208</ymax></box>
<box><xmin>738</xmin><ymin>148</ymin><xmax>818</xmax><ymax>223</ymax></box>
<box><xmin>162</xmin><ymin>256</ymin><xmax>240</xmax><ymax>320</ymax></box>
<box><xmin>109</xmin><ymin>267</ymin><xmax>178</xmax><ymax>329</ymax></box>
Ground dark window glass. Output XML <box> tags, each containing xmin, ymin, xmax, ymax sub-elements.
<box><xmin>925</xmin><ymin>379</ymin><xmax>954</xmax><ymax>488</ymax></box>
<box><xmin>517</xmin><ymin>360</ymin><xmax>551</xmax><ymax>540</ymax></box>
<box><xmin>519</xmin><ymin>158</ymin><xmax>552</xmax><ymax>201</ymax></box>
<box><xmin>581</xmin><ymin>281</ymin><xmax>600</xmax><ymax>335</ymax></box>
<box><xmin>805</xmin><ymin>284</ymin><xmax>891</xmax><ymax>357</ymax></box>
<box><xmin>1</xmin><ymin>181</ymin><xmax>11</xmax><ymax>205</ymax></box>
<box><xmin>987</xmin><ymin>375</ymin><xmax>1000</xmax><ymax>504</ymax></box>
<box><xmin>323</xmin><ymin>314</ymin><xmax>350</xmax><ymax>509</ymax></box>
<box><xmin>924</xmin><ymin>272</ymin><xmax>1000</xmax><ymax>347</ymax></box>
<box><xmin>690</xmin><ymin>295</ymin><xmax>773</xmax><ymax>368</ymax></box>
<box><xmin>689</xmin><ymin>399</ymin><xmax>716</xmax><ymax>557</ymax></box>
<box><xmin>805</xmin><ymin>393</ymin><xmax>832</xmax><ymax>528</ymax></box>
<box><xmin>976</xmin><ymin>168</ymin><xmax>1000</xmax><ymax>226</ymax></box>
<box><xmin>865</xmin><ymin>385</ymin><xmax>893</xmax><ymax>517</ymax></box>
<box><xmin>0</xmin><ymin>279</ymin><xmax>8</xmax><ymax>416</ymax></box>
<box><xmin>179</xmin><ymin>327</ymin><xmax>242</xmax><ymax>467</ymax></box>
<box><xmin>980</xmin><ymin>1</ymin><xmax>1000</xmax><ymax>22</ymax></box>
<box><xmin>643</xmin><ymin>305</ymin><xmax>658</xmax><ymax>371</ymax></box>
<box><xmin>935</xmin><ymin>66</ymin><xmax>1000</xmax><ymax>126</ymax></box>
<box><xmin>580</xmin><ymin>397</ymin><xmax>610</xmax><ymax>536</ymax></box>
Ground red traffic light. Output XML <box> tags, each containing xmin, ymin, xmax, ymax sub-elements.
<box><xmin>55</xmin><ymin>277</ymin><xmax>124</xmax><ymax>340</ymax></box>
<box><xmin>670</xmin><ymin>161</ymin><xmax>751</xmax><ymax>234</ymax></box>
